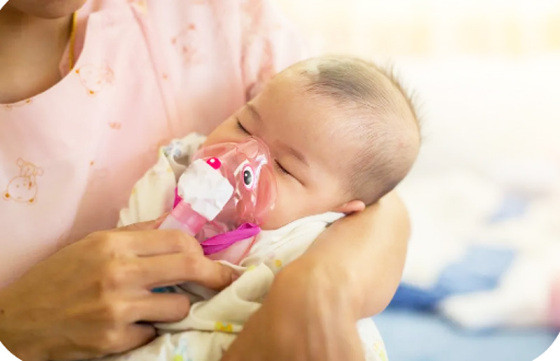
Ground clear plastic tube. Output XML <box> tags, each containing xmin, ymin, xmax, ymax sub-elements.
<box><xmin>159</xmin><ymin>200</ymin><xmax>208</xmax><ymax>235</ymax></box>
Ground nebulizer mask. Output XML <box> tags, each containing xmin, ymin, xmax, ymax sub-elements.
<box><xmin>159</xmin><ymin>137</ymin><xmax>277</xmax><ymax>262</ymax></box>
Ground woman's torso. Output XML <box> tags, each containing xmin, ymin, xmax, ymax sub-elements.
<box><xmin>0</xmin><ymin>0</ymin><xmax>296</xmax><ymax>287</ymax></box>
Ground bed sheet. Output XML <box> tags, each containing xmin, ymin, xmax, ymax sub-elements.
<box><xmin>374</xmin><ymin>309</ymin><xmax>558</xmax><ymax>361</ymax></box>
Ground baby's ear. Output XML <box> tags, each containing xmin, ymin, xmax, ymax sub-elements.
<box><xmin>333</xmin><ymin>200</ymin><xmax>366</xmax><ymax>214</ymax></box>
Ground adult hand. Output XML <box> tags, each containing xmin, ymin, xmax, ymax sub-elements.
<box><xmin>221</xmin><ymin>258</ymin><xmax>366</xmax><ymax>361</ymax></box>
<box><xmin>0</xmin><ymin>218</ymin><xmax>236</xmax><ymax>361</ymax></box>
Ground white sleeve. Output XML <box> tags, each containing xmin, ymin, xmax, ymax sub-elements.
<box><xmin>117</xmin><ymin>133</ymin><xmax>207</xmax><ymax>226</ymax></box>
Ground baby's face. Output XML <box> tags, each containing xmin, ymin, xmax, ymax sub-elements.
<box><xmin>203</xmin><ymin>72</ymin><xmax>364</xmax><ymax>229</ymax></box>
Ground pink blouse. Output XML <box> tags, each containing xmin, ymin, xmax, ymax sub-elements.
<box><xmin>0</xmin><ymin>0</ymin><xmax>302</xmax><ymax>288</ymax></box>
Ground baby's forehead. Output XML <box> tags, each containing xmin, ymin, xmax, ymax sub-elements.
<box><xmin>301</xmin><ymin>115</ymin><xmax>362</xmax><ymax>169</ymax></box>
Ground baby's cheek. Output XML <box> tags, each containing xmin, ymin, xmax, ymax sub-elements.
<box><xmin>260</xmin><ymin>189</ymin><xmax>296</xmax><ymax>230</ymax></box>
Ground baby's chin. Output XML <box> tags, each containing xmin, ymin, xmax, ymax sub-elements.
<box><xmin>258</xmin><ymin>211</ymin><xmax>297</xmax><ymax>231</ymax></box>
<box><xmin>258</xmin><ymin>203</ymin><xmax>341</xmax><ymax>230</ymax></box>
<box><xmin>258</xmin><ymin>217</ymin><xmax>289</xmax><ymax>231</ymax></box>
<box><xmin>257</xmin><ymin>208</ymin><xmax>319</xmax><ymax>231</ymax></box>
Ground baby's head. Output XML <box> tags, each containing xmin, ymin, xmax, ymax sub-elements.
<box><xmin>204</xmin><ymin>56</ymin><xmax>420</xmax><ymax>229</ymax></box>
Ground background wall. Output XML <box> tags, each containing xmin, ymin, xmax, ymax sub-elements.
<box><xmin>276</xmin><ymin>0</ymin><xmax>560</xmax><ymax>56</ymax></box>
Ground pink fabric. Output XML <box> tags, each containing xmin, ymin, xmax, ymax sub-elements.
<box><xmin>174</xmin><ymin>187</ymin><xmax>182</xmax><ymax>208</ymax></box>
<box><xmin>0</xmin><ymin>0</ymin><xmax>302</xmax><ymax>288</ymax></box>
<box><xmin>201</xmin><ymin>222</ymin><xmax>260</xmax><ymax>255</ymax></box>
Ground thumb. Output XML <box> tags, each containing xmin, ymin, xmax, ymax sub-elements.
<box><xmin>193</xmin><ymin>259</ymin><xmax>240</xmax><ymax>291</ymax></box>
<box><xmin>119</xmin><ymin>213</ymin><xmax>169</xmax><ymax>231</ymax></box>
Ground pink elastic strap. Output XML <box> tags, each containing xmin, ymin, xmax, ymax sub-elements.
<box><xmin>173</xmin><ymin>187</ymin><xmax>181</xmax><ymax>208</ymax></box>
<box><xmin>201</xmin><ymin>223</ymin><xmax>261</xmax><ymax>255</ymax></box>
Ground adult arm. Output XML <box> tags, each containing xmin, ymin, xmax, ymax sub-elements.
<box><xmin>0</xmin><ymin>219</ymin><xmax>236</xmax><ymax>361</ymax></box>
<box><xmin>223</xmin><ymin>191</ymin><xmax>409</xmax><ymax>361</ymax></box>
<box><xmin>299</xmin><ymin>190</ymin><xmax>410</xmax><ymax>317</ymax></box>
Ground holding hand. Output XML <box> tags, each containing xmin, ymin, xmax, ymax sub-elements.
<box><xmin>0</xmin><ymin>219</ymin><xmax>236</xmax><ymax>361</ymax></box>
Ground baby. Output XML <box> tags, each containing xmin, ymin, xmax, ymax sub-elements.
<box><xmin>111</xmin><ymin>55</ymin><xmax>420</xmax><ymax>361</ymax></box>
<box><xmin>203</xmin><ymin>57</ymin><xmax>419</xmax><ymax>229</ymax></box>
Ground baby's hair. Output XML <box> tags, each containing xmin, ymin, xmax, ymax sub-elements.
<box><xmin>291</xmin><ymin>55</ymin><xmax>421</xmax><ymax>205</ymax></box>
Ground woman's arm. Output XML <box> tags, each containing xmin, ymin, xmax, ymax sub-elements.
<box><xmin>299</xmin><ymin>190</ymin><xmax>410</xmax><ymax>317</ymax></box>
<box><xmin>222</xmin><ymin>191</ymin><xmax>409</xmax><ymax>361</ymax></box>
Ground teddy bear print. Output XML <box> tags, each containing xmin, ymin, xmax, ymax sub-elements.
<box><xmin>171</xmin><ymin>24</ymin><xmax>199</xmax><ymax>65</ymax></box>
<box><xmin>3</xmin><ymin>158</ymin><xmax>43</xmax><ymax>204</ymax></box>
<box><xmin>75</xmin><ymin>64</ymin><xmax>115</xmax><ymax>96</ymax></box>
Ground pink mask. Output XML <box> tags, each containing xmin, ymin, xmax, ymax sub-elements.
<box><xmin>191</xmin><ymin>137</ymin><xmax>277</xmax><ymax>230</ymax></box>
<box><xmin>159</xmin><ymin>137</ymin><xmax>276</xmax><ymax>264</ymax></box>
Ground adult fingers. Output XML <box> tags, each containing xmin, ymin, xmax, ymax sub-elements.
<box><xmin>137</xmin><ymin>254</ymin><xmax>237</xmax><ymax>291</ymax></box>
<box><xmin>118</xmin><ymin>229</ymin><xmax>200</xmax><ymax>257</ymax></box>
<box><xmin>111</xmin><ymin>323</ymin><xmax>157</xmax><ymax>355</ymax></box>
<box><xmin>82</xmin><ymin>323</ymin><xmax>156</xmax><ymax>357</ymax></box>
<box><xmin>118</xmin><ymin>214</ymin><xmax>168</xmax><ymax>232</ymax></box>
<box><xmin>130</xmin><ymin>292</ymin><xmax>191</xmax><ymax>323</ymax></box>
<box><xmin>191</xmin><ymin>257</ymin><xmax>238</xmax><ymax>290</ymax></box>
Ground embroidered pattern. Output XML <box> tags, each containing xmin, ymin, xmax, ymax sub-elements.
<box><xmin>172</xmin><ymin>337</ymin><xmax>192</xmax><ymax>361</ymax></box>
<box><xmin>3</xmin><ymin>158</ymin><xmax>43</xmax><ymax>204</ymax></box>
<box><xmin>2</xmin><ymin>98</ymin><xmax>33</xmax><ymax>111</ymax></box>
<box><xmin>74</xmin><ymin>63</ymin><xmax>120</xmax><ymax>129</ymax></box>
<box><xmin>374</xmin><ymin>340</ymin><xmax>388</xmax><ymax>361</ymax></box>
<box><xmin>108</xmin><ymin>122</ymin><xmax>122</xmax><ymax>130</ymax></box>
<box><xmin>214</xmin><ymin>321</ymin><xmax>233</xmax><ymax>333</ymax></box>
<box><xmin>75</xmin><ymin>64</ymin><xmax>115</xmax><ymax>96</ymax></box>
<box><xmin>171</xmin><ymin>24</ymin><xmax>199</xmax><ymax>65</ymax></box>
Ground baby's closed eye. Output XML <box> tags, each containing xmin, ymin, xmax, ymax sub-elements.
<box><xmin>236</xmin><ymin>118</ymin><xmax>250</xmax><ymax>134</ymax></box>
<box><xmin>274</xmin><ymin>160</ymin><xmax>290</xmax><ymax>175</ymax></box>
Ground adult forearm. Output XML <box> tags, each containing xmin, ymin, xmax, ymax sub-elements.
<box><xmin>292</xmin><ymin>191</ymin><xmax>410</xmax><ymax>318</ymax></box>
